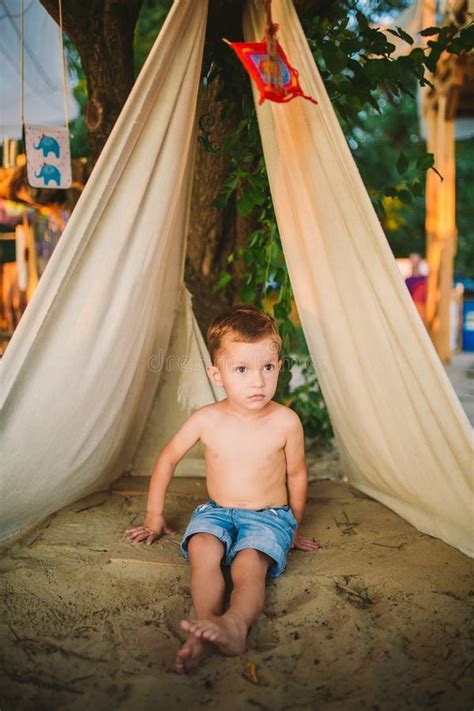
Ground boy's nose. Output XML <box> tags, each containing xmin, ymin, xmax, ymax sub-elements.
<box><xmin>251</xmin><ymin>371</ymin><xmax>265</xmax><ymax>387</ymax></box>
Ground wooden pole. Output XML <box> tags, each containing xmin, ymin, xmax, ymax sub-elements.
<box><xmin>424</xmin><ymin>93</ymin><xmax>457</xmax><ymax>363</ymax></box>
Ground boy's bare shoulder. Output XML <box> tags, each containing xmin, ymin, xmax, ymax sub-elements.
<box><xmin>270</xmin><ymin>402</ymin><xmax>303</xmax><ymax>429</ymax></box>
<box><xmin>190</xmin><ymin>402</ymin><xmax>224</xmax><ymax>424</ymax></box>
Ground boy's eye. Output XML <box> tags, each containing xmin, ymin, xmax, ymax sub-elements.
<box><xmin>263</xmin><ymin>363</ymin><xmax>275</xmax><ymax>371</ymax></box>
<box><xmin>236</xmin><ymin>366</ymin><xmax>247</xmax><ymax>373</ymax></box>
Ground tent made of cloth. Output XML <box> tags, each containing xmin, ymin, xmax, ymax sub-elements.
<box><xmin>0</xmin><ymin>0</ymin><xmax>472</xmax><ymax>555</ymax></box>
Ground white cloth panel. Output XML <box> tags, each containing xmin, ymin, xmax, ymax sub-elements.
<box><xmin>0</xmin><ymin>0</ymin><xmax>209</xmax><ymax>542</ymax></box>
<box><xmin>0</xmin><ymin>0</ymin><xmax>79</xmax><ymax>139</ymax></box>
<box><xmin>132</xmin><ymin>287</ymin><xmax>223</xmax><ymax>478</ymax></box>
<box><xmin>244</xmin><ymin>0</ymin><xmax>473</xmax><ymax>556</ymax></box>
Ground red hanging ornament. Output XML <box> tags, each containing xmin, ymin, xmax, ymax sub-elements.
<box><xmin>224</xmin><ymin>1</ymin><xmax>317</xmax><ymax>106</ymax></box>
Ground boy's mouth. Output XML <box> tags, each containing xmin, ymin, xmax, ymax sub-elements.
<box><xmin>248</xmin><ymin>394</ymin><xmax>265</xmax><ymax>401</ymax></box>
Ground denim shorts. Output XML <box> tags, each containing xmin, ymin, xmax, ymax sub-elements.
<box><xmin>180</xmin><ymin>499</ymin><xmax>298</xmax><ymax>578</ymax></box>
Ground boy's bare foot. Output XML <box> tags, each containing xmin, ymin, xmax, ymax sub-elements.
<box><xmin>180</xmin><ymin>610</ymin><xmax>247</xmax><ymax>657</ymax></box>
<box><xmin>176</xmin><ymin>634</ymin><xmax>214</xmax><ymax>674</ymax></box>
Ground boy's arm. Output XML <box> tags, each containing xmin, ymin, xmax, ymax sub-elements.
<box><xmin>284</xmin><ymin>412</ymin><xmax>308</xmax><ymax>525</ymax></box>
<box><xmin>144</xmin><ymin>410</ymin><xmax>204</xmax><ymax>530</ymax></box>
<box><xmin>284</xmin><ymin>411</ymin><xmax>320</xmax><ymax>552</ymax></box>
<box><xmin>125</xmin><ymin>410</ymin><xmax>204</xmax><ymax>543</ymax></box>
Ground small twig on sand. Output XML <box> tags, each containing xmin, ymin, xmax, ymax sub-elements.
<box><xmin>335</xmin><ymin>510</ymin><xmax>359</xmax><ymax>535</ymax></box>
<box><xmin>372</xmin><ymin>542</ymin><xmax>404</xmax><ymax>550</ymax></box>
<box><xmin>334</xmin><ymin>579</ymin><xmax>373</xmax><ymax>608</ymax></box>
<box><xmin>335</xmin><ymin>582</ymin><xmax>367</xmax><ymax>600</ymax></box>
<box><xmin>1</xmin><ymin>668</ymin><xmax>84</xmax><ymax>694</ymax></box>
<box><xmin>75</xmin><ymin>499</ymin><xmax>107</xmax><ymax>513</ymax></box>
<box><xmin>454</xmin><ymin>658</ymin><xmax>473</xmax><ymax>682</ymax></box>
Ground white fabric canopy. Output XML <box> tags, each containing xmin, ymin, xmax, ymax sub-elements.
<box><xmin>0</xmin><ymin>0</ymin><xmax>472</xmax><ymax>557</ymax></box>
<box><xmin>244</xmin><ymin>0</ymin><xmax>473</xmax><ymax>556</ymax></box>
<box><xmin>0</xmin><ymin>0</ymin><xmax>79</xmax><ymax>140</ymax></box>
<box><xmin>0</xmin><ymin>0</ymin><xmax>211</xmax><ymax>541</ymax></box>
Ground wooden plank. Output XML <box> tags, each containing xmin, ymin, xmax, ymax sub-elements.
<box><xmin>113</xmin><ymin>475</ymin><xmax>357</xmax><ymax>504</ymax></box>
<box><xmin>109</xmin><ymin>535</ymin><xmax>187</xmax><ymax>567</ymax></box>
<box><xmin>111</xmin><ymin>476</ymin><xmax>208</xmax><ymax>499</ymax></box>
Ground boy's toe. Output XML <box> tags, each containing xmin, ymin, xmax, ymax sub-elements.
<box><xmin>202</xmin><ymin>628</ymin><xmax>217</xmax><ymax>641</ymax></box>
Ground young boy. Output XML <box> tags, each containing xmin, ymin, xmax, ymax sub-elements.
<box><xmin>125</xmin><ymin>304</ymin><xmax>319</xmax><ymax>673</ymax></box>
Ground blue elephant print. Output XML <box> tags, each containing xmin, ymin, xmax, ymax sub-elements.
<box><xmin>35</xmin><ymin>163</ymin><xmax>61</xmax><ymax>186</ymax></box>
<box><xmin>33</xmin><ymin>134</ymin><xmax>60</xmax><ymax>158</ymax></box>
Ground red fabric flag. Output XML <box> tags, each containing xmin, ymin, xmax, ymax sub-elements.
<box><xmin>226</xmin><ymin>28</ymin><xmax>317</xmax><ymax>106</ymax></box>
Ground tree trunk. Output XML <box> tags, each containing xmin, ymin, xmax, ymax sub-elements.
<box><xmin>185</xmin><ymin>78</ymin><xmax>258</xmax><ymax>333</ymax></box>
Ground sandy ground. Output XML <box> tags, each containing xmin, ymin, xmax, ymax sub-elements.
<box><xmin>1</xmin><ymin>355</ymin><xmax>473</xmax><ymax>710</ymax></box>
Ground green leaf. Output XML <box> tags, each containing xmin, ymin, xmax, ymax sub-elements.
<box><xmin>410</xmin><ymin>179</ymin><xmax>424</xmax><ymax>197</ymax></box>
<box><xmin>425</xmin><ymin>45</ymin><xmax>443</xmax><ymax>73</ymax></box>
<box><xmin>398</xmin><ymin>189</ymin><xmax>413</xmax><ymax>205</ymax></box>
<box><xmin>384</xmin><ymin>186</ymin><xmax>398</xmax><ymax>198</ymax></box>
<box><xmin>459</xmin><ymin>25</ymin><xmax>474</xmax><ymax>48</ymax></box>
<box><xmin>323</xmin><ymin>45</ymin><xmax>347</xmax><ymax>74</ymax></box>
<box><xmin>364</xmin><ymin>59</ymin><xmax>385</xmax><ymax>80</ymax></box>
<box><xmin>212</xmin><ymin>192</ymin><xmax>230</xmax><ymax>209</ymax></box>
<box><xmin>396</xmin><ymin>26</ymin><xmax>414</xmax><ymax>45</ymax></box>
<box><xmin>419</xmin><ymin>27</ymin><xmax>441</xmax><ymax>36</ymax></box>
<box><xmin>367</xmin><ymin>93</ymin><xmax>382</xmax><ymax>113</ymax></box>
<box><xmin>215</xmin><ymin>271</ymin><xmax>232</xmax><ymax>292</ymax></box>
<box><xmin>273</xmin><ymin>302</ymin><xmax>288</xmax><ymax>320</ymax></box>
<box><xmin>239</xmin><ymin>282</ymin><xmax>256</xmax><ymax>302</ymax></box>
<box><xmin>236</xmin><ymin>192</ymin><xmax>258</xmax><ymax>216</ymax></box>
<box><xmin>409</xmin><ymin>47</ymin><xmax>425</xmax><ymax>64</ymax></box>
<box><xmin>447</xmin><ymin>38</ymin><xmax>464</xmax><ymax>54</ymax></box>
<box><xmin>416</xmin><ymin>153</ymin><xmax>435</xmax><ymax>171</ymax></box>
<box><xmin>397</xmin><ymin>153</ymin><xmax>408</xmax><ymax>175</ymax></box>
<box><xmin>356</xmin><ymin>11</ymin><xmax>369</xmax><ymax>30</ymax></box>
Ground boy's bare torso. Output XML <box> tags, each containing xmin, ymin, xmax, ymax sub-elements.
<box><xmin>199</xmin><ymin>399</ymin><xmax>290</xmax><ymax>509</ymax></box>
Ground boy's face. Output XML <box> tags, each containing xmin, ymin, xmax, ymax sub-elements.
<box><xmin>207</xmin><ymin>335</ymin><xmax>281</xmax><ymax>412</ymax></box>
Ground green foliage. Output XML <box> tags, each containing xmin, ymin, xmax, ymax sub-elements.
<box><xmin>65</xmin><ymin>38</ymin><xmax>90</xmax><ymax>158</ymax></box>
<box><xmin>134</xmin><ymin>0</ymin><xmax>173</xmax><ymax>75</ymax></box>
<box><xmin>281</xmin><ymin>351</ymin><xmax>333</xmax><ymax>444</ymax></box>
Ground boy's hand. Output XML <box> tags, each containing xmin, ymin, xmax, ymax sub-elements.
<box><xmin>124</xmin><ymin>514</ymin><xmax>176</xmax><ymax>546</ymax></box>
<box><xmin>291</xmin><ymin>530</ymin><xmax>320</xmax><ymax>552</ymax></box>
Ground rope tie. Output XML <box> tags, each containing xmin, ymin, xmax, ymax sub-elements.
<box><xmin>262</xmin><ymin>0</ymin><xmax>285</xmax><ymax>94</ymax></box>
<box><xmin>20</xmin><ymin>0</ymin><xmax>70</xmax><ymax>129</ymax></box>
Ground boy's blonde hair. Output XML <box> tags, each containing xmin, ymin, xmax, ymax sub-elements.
<box><xmin>207</xmin><ymin>304</ymin><xmax>282</xmax><ymax>365</ymax></box>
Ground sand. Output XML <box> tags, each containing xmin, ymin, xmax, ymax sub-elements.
<box><xmin>1</xmin><ymin>448</ymin><xmax>473</xmax><ymax>711</ymax></box>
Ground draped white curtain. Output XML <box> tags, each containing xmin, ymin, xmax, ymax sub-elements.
<box><xmin>244</xmin><ymin>0</ymin><xmax>473</xmax><ymax>556</ymax></box>
<box><xmin>0</xmin><ymin>0</ymin><xmax>211</xmax><ymax>542</ymax></box>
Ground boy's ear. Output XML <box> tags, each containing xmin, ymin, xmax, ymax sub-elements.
<box><xmin>207</xmin><ymin>363</ymin><xmax>223</xmax><ymax>387</ymax></box>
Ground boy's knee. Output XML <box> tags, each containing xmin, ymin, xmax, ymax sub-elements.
<box><xmin>231</xmin><ymin>548</ymin><xmax>273</xmax><ymax>573</ymax></box>
<box><xmin>187</xmin><ymin>532</ymin><xmax>225</xmax><ymax>562</ymax></box>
